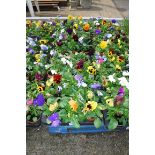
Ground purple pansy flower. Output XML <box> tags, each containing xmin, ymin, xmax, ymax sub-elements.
<box><xmin>35</xmin><ymin>73</ymin><xmax>43</xmax><ymax>81</ymax></box>
<box><xmin>27</xmin><ymin>48</ymin><xmax>35</xmax><ymax>54</ymax></box>
<box><xmin>48</xmin><ymin>113</ymin><xmax>59</xmax><ymax>122</ymax></box>
<box><xmin>112</xmin><ymin>19</ymin><xmax>116</xmax><ymax>23</ymax></box>
<box><xmin>91</xmin><ymin>83</ymin><xmax>102</xmax><ymax>90</ymax></box>
<box><xmin>105</xmin><ymin>33</ymin><xmax>112</xmax><ymax>39</ymax></box>
<box><xmin>95</xmin><ymin>29</ymin><xmax>101</xmax><ymax>35</ymax></box>
<box><xmin>51</xmin><ymin>120</ymin><xmax>61</xmax><ymax>127</ymax></box>
<box><xmin>33</xmin><ymin>93</ymin><xmax>45</xmax><ymax>106</ymax></box>
<box><xmin>57</xmin><ymin>40</ymin><xmax>63</xmax><ymax>46</ymax></box>
<box><xmin>40</xmin><ymin>44</ymin><xmax>48</xmax><ymax>51</ymax></box>
<box><xmin>118</xmin><ymin>87</ymin><xmax>125</xmax><ymax>96</ymax></box>
<box><xmin>52</xmin><ymin>21</ymin><xmax>56</xmax><ymax>26</ymax></box>
<box><xmin>95</xmin><ymin>54</ymin><xmax>107</xmax><ymax>64</ymax></box>
<box><xmin>74</xmin><ymin>75</ymin><xmax>87</xmax><ymax>87</ymax></box>
<box><xmin>74</xmin><ymin>75</ymin><xmax>83</xmax><ymax>81</ymax></box>
<box><xmin>66</xmin><ymin>28</ymin><xmax>73</xmax><ymax>34</ymax></box>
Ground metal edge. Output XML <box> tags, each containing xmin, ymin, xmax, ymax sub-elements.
<box><xmin>26</xmin><ymin>17</ymin><xmax>124</xmax><ymax>20</ymax></box>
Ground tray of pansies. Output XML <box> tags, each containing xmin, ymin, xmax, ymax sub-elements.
<box><xmin>26</xmin><ymin>15</ymin><xmax>129</xmax><ymax>134</ymax></box>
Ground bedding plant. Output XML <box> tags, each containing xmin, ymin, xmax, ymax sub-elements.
<box><xmin>26</xmin><ymin>16</ymin><xmax>129</xmax><ymax>130</ymax></box>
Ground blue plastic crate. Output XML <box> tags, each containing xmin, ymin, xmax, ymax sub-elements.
<box><xmin>48</xmin><ymin>123</ymin><xmax>110</xmax><ymax>134</ymax></box>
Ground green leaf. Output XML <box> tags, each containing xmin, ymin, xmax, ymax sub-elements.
<box><xmin>47</xmin><ymin>98</ymin><xmax>55</xmax><ymax>104</ymax></box>
<box><xmin>71</xmin><ymin>118</ymin><xmax>80</xmax><ymax>128</ymax></box>
<box><xmin>108</xmin><ymin>118</ymin><xmax>118</xmax><ymax>130</ymax></box>
<box><xmin>94</xmin><ymin>118</ymin><xmax>102</xmax><ymax>128</ymax></box>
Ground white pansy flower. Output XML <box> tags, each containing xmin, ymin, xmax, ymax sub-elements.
<box><xmin>78</xmin><ymin>37</ymin><xmax>84</xmax><ymax>44</ymax></box>
<box><xmin>123</xmin><ymin>71</ymin><xmax>129</xmax><ymax>76</ymax></box>
<box><xmin>45</xmin><ymin>64</ymin><xmax>51</xmax><ymax>69</ymax></box>
<box><xmin>114</xmin><ymin>23</ymin><xmax>120</xmax><ymax>26</ymax></box>
<box><xmin>50</xmin><ymin>50</ymin><xmax>56</xmax><ymax>56</ymax></box>
<box><xmin>81</xmin><ymin>82</ymin><xmax>87</xmax><ymax>87</ymax></box>
<box><xmin>51</xmin><ymin>69</ymin><xmax>57</xmax><ymax>74</ymax></box>
<box><xmin>108</xmin><ymin>74</ymin><xmax>116</xmax><ymax>82</ymax></box>
<box><xmin>61</xmin><ymin>29</ymin><xmax>65</xmax><ymax>33</ymax></box>
<box><xmin>118</xmin><ymin>77</ymin><xmax>129</xmax><ymax>89</ymax></box>
<box><xmin>66</xmin><ymin>60</ymin><xmax>73</xmax><ymax>68</ymax></box>
<box><xmin>59</xmin><ymin>34</ymin><xmax>63</xmax><ymax>40</ymax></box>
<box><xmin>61</xmin><ymin>57</ymin><xmax>67</xmax><ymax>64</ymax></box>
<box><xmin>97</xmin><ymin>91</ymin><xmax>103</xmax><ymax>96</ymax></box>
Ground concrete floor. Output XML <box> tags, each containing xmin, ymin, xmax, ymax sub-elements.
<box><xmin>27</xmin><ymin>125</ymin><xmax>129</xmax><ymax>155</ymax></box>
<box><xmin>26</xmin><ymin>0</ymin><xmax>129</xmax><ymax>18</ymax></box>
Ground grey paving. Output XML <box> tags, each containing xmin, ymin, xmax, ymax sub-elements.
<box><xmin>27</xmin><ymin>125</ymin><xmax>129</xmax><ymax>155</ymax></box>
<box><xmin>26</xmin><ymin>0</ymin><xmax>129</xmax><ymax>18</ymax></box>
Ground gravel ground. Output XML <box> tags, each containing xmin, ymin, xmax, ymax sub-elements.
<box><xmin>27</xmin><ymin>125</ymin><xmax>129</xmax><ymax>155</ymax></box>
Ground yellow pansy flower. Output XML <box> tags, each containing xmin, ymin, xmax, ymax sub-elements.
<box><xmin>84</xmin><ymin>101</ymin><xmax>98</xmax><ymax>112</ymax></box>
<box><xmin>106</xmin><ymin>99</ymin><xmax>114</xmax><ymax>107</ymax></box>
<box><xmin>102</xmin><ymin>76</ymin><xmax>108</xmax><ymax>87</ymax></box>
<box><xmin>37</xmin><ymin>86</ymin><xmax>44</xmax><ymax>92</ymax></box>
<box><xmin>49</xmin><ymin>102</ymin><xmax>58</xmax><ymax>112</ymax></box>
<box><xmin>100</xmin><ymin>41</ymin><xmax>107</xmax><ymax>49</ymax></box>
<box><xmin>87</xmin><ymin>66</ymin><xmax>96</xmax><ymax>75</ymax></box>
<box><xmin>73</xmin><ymin>23</ymin><xmax>78</xmax><ymax>29</ymax></box>
<box><xmin>115</xmin><ymin>64</ymin><xmax>121</xmax><ymax>71</ymax></box>
<box><xmin>46</xmin><ymin>77</ymin><xmax>54</xmax><ymax>87</ymax></box>
<box><xmin>35</xmin><ymin>54</ymin><xmax>41</xmax><ymax>60</ymax></box>
<box><xmin>39</xmin><ymin>39</ymin><xmax>48</xmax><ymax>44</ymax></box>
<box><xmin>109</xmin><ymin>56</ymin><xmax>115</xmax><ymax>62</ymax></box>
<box><xmin>87</xmin><ymin>91</ymin><xmax>94</xmax><ymax>99</ymax></box>
<box><xmin>68</xmin><ymin>15</ymin><xmax>73</xmax><ymax>20</ymax></box>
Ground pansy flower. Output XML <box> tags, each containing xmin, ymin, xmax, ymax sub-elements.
<box><xmin>40</xmin><ymin>44</ymin><xmax>48</xmax><ymax>51</ymax></box>
<box><xmin>74</xmin><ymin>75</ymin><xmax>87</xmax><ymax>87</ymax></box>
<box><xmin>49</xmin><ymin>102</ymin><xmax>58</xmax><ymax>112</ymax></box>
<box><xmin>83</xmin><ymin>23</ymin><xmax>90</xmax><ymax>31</ymax></box>
<box><xmin>27</xmin><ymin>48</ymin><xmax>34</xmax><ymax>54</ymax></box>
<box><xmin>37</xmin><ymin>85</ymin><xmax>44</xmax><ymax>92</ymax></box>
<box><xmin>106</xmin><ymin>98</ymin><xmax>114</xmax><ymax>107</ymax></box>
<box><xmin>57</xmin><ymin>40</ymin><xmax>63</xmax><ymax>46</ymax></box>
<box><xmin>87</xmin><ymin>91</ymin><xmax>94</xmax><ymax>99</ymax></box>
<box><xmin>73</xmin><ymin>23</ymin><xmax>78</xmax><ymax>29</ymax></box>
<box><xmin>39</xmin><ymin>39</ymin><xmax>48</xmax><ymax>44</ymax></box>
<box><xmin>53</xmin><ymin>74</ymin><xmax>62</xmax><ymax>84</ymax></box>
<box><xmin>115</xmin><ymin>64</ymin><xmax>122</xmax><ymax>71</ymax></box>
<box><xmin>102</xmin><ymin>19</ymin><xmax>107</xmax><ymax>25</ymax></box>
<box><xmin>69</xmin><ymin>99</ymin><xmax>78</xmax><ymax>112</ymax></box>
<box><xmin>117</xmin><ymin>56</ymin><xmax>124</xmax><ymax>63</ymax></box>
<box><xmin>26</xmin><ymin>99</ymin><xmax>33</xmax><ymax>105</ymax></box>
<box><xmin>84</xmin><ymin>101</ymin><xmax>98</xmax><ymax>112</ymax></box>
<box><xmin>33</xmin><ymin>93</ymin><xmax>45</xmax><ymax>106</ymax></box>
<box><xmin>95</xmin><ymin>29</ymin><xmax>101</xmax><ymax>35</ymax></box>
<box><xmin>99</xmin><ymin>41</ymin><xmax>107</xmax><ymax>49</ymax></box>
<box><xmin>95</xmin><ymin>54</ymin><xmax>107</xmax><ymax>64</ymax></box>
<box><xmin>35</xmin><ymin>73</ymin><xmax>43</xmax><ymax>81</ymax></box>
<box><xmin>66</xmin><ymin>28</ymin><xmax>73</xmax><ymax>34</ymax></box>
<box><xmin>87</xmin><ymin>66</ymin><xmax>96</xmax><ymax>75</ymax></box>
<box><xmin>48</xmin><ymin>112</ymin><xmax>59</xmax><ymax>122</ymax></box>
<box><xmin>73</xmin><ymin>34</ymin><xmax>78</xmax><ymax>41</ymax></box>
<box><xmin>76</xmin><ymin>60</ymin><xmax>84</xmax><ymax>70</ymax></box>
<box><xmin>90</xmin><ymin>83</ymin><xmax>102</xmax><ymax>90</ymax></box>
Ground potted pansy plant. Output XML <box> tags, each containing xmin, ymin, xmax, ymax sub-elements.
<box><xmin>26</xmin><ymin>93</ymin><xmax>45</xmax><ymax>127</ymax></box>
